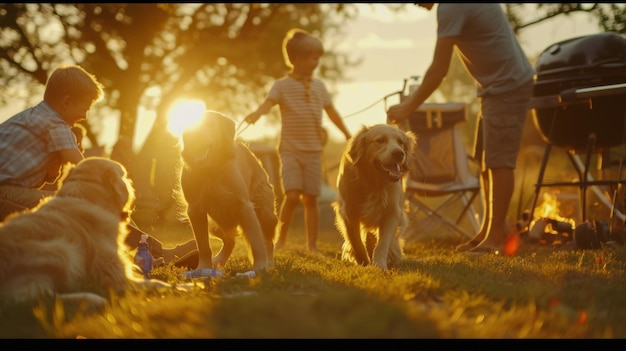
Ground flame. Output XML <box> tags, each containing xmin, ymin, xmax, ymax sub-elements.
<box><xmin>531</xmin><ymin>191</ymin><xmax>576</xmax><ymax>232</ymax></box>
<box><xmin>527</xmin><ymin>191</ymin><xmax>577</xmax><ymax>245</ymax></box>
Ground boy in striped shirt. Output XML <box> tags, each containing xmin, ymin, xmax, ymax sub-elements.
<box><xmin>245</xmin><ymin>28</ymin><xmax>352</xmax><ymax>253</ymax></box>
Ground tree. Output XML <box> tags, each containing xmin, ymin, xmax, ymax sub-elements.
<box><xmin>0</xmin><ymin>4</ymin><xmax>360</xmax><ymax>146</ymax></box>
<box><xmin>1</xmin><ymin>3</ymin><xmax>622</xmax><ymax>216</ymax></box>
<box><xmin>504</xmin><ymin>3</ymin><xmax>625</xmax><ymax>35</ymax></box>
<box><xmin>1</xmin><ymin>3</ymin><xmax>622</xmax><ymax>145</ymax></box>
<box><xmin>0</xmin><ymin>3</ymin><xmax>363</xmax><ymax>216</ymax></box>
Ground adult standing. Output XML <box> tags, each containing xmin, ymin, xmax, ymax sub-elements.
<box><xmin>387</xmin><ymin>4</ymin><xmax>535</xmax><ymax>253</ymax></box>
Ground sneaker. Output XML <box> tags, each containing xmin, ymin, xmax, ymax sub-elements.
<box><xmin>181</xmin><ymin>268</ymin><xmax>224</xmax><ymax>279</ymax></box>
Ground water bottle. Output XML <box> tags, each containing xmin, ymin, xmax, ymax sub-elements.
<box><xmin>134</xmin><ymin>234</ymin><xmax>153</xmax><ymax>278</ymax></box>
<box><xmin>407</xmin><ymin>75</ymin><xmax>421</xmax><ymax>96</ymax></box>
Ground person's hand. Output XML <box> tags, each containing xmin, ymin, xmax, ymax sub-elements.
<box><xmin>386</xmin><ymin>102</ymin><xmax>413</xmax><ymax>124</ymax></box>
<box><xmin>343</xmin><ymin>130</ymin><xmax>352</xmax><ymax>141</ymax></box>
<box><xmin>244</xmin><ymin>112</ymin><xmax>260</xmax><ymax>124</ymax></box>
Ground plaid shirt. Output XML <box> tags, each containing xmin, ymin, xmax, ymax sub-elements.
<box><xmin>0</xmin><ymin>101</ymin><xmax>79</xmax><ymax>188</ymax></box>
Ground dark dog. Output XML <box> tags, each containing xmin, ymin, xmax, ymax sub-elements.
<box><xmin>178</xmin><ymin>110</ymin><xmax>277</xmax><ymax>272</ymax></box>
<box><xmin>333</xmin><ymin>124</ymin><xmax>416</xmax><ymax>269</ymax></box>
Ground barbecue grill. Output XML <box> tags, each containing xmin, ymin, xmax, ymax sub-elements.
<box><xmin>528</xmin><ymin>32</ymin><xmax>626</xmax><ymax>225</ymax></box>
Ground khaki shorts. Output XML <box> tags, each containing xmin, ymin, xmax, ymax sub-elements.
<box><xmin>474</xmin><ymin>79</ymin><xmax>534</xmax><ymax>170</ymax></box>
<box><xmin>279</xmin><ymin>149</ymin><xmax>322</xmax><ymax>197</ymax></box>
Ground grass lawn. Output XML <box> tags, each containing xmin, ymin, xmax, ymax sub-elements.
<box><xmin>2</xmin><ymin>200</ymin><xmax>626</xmax><ymax>339</ymax></box>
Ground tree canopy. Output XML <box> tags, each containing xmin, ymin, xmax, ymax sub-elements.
<box><xmin>1</xmin><ymin>3</ymin><xmax>623</xmax><ymax>214</ymax></box>
<box><xmin>0</xmin><ymin>3</ymin><xmax>359</xmax><ymax>150</ymax></box>
<box><xmin>1</xmin><ymin>3</ymin><xmax>623</xmax><ymax>150</ymax></box>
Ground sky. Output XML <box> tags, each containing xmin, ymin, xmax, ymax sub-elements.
<box><xmin>237</xmin><ymin>4</ymin><xmax>602</xmax><ymax>143</ymax></box>
<box><xmin>0</xmin><ymin>4</ymin><xmax>602</xmax><ymax>150</ymax></box>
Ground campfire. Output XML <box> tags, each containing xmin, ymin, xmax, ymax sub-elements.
<box><xmin>525</xmin><ymin>191</ymin><xmax>576</xmax><ymax>245</ymax></box>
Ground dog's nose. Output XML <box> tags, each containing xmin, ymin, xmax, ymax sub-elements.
<box><xmin>392</xmin><ymin>149</ymin><xmax>405</xmax><ymax>161</ymax></box>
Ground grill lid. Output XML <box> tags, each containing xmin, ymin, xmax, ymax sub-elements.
<box><xmin>530</xmin><ymin>33</ymin><xmax>626</xmax><ymax>151</ymax></box>
<box><xmin>535</xmin><ymin>32</ymin><xmax>626</xmax><ymax>76</ymax></box>
<box><xmin>534</xmin><ymin>32</ymin><xmax>626</xmax><ymax>97</ymax></box>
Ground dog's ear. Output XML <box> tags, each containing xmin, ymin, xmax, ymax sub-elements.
<box><xmin>103</xmin><ymin>160</ymin><xmax>134</xmax><ymax>215</ymax></box>
<box><xmin>347</xmin><ymin>125</ymin><xmax>370</xmax><ymax>165</ymax></box>
<box><xmin>211</xmin><ymin>111</ymin><xmax>236</xmax><ymax>142</ymax></box>
<box><xmin>180</xmin><ymin>124</ymin><xmax>204</xmax><ymax>168</ymax></box>
<box><xmin>401</xmin><ymin>130</ymin><xmax>418</xmax><ymax>172</ymax></box>
<box><xmin>210</xmin><ymin>110</ymin><xmax>237</xmax><ymax>160</ymax></box>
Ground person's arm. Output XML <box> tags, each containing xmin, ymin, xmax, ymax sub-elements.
<box><xmin>58</xmin><ymin>147</ymin><xmax>84</xmax><ymax>165</ymax></box>
<box><xmin>244</xmin><ymin>99</ymin><xmax>275</xmax><ymax>124</ymax></box>
<box><xmin>43</xmin><ymin>153</ymin><xmax>63</xmax><ymax>184</ymax></box>
<box><xmin>387</xmin><ymin>36</ymin><xmax>455</xmax><ymax>123</ymax></box>
<box><xmin>324</xmin><ymin>104</ymin><xmax>351</xmax><ymax>140</ymax></box>
<box><xmin>42</xmin><ymin>148</ymin><xmax>84</xmax><ymax>187</ymax></box>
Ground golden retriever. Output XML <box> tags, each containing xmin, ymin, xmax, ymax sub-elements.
<box><xmin>333</xmin><ymin>124</ymin><xmax>416</xmax><ymax>270</ymax></box>
<box><xmin>178</xmin><ymin>110</ymin><xmax>277</xmax><ymax>273</ymax></box>
<box><xmin>0</xmin><ymin>157</ymin><xmax>177</xmax><ymax>311</ymax></box>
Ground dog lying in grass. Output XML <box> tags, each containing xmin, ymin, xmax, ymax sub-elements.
<box><xmin>177</xmin><ymin>110</ymin><xmax>277</xmax><ymax>274</ymax></box>
<box><xmin>334</xmin><ymin>124</ymin><xmax>416</xmax><ymax>270</ymax></box>
<box><xmin>0</xmin><ymin>157</ymin><xmax>187</xmax><ymax>312</ymax></box>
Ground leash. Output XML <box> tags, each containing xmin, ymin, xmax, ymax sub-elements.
<box><xmin>234</xmin><ymin>78</ymin><xmax>408</xmax><ymax>136</ymax></box>
<box><xmin>235</xmin><ymin>119</ymin><xmax>252</xmax><ymax>138</ymax></box>
<box><xmin>344</xmin><ymin>78</ymin><xmax>408</xmax><ymax>119</ymax></box>
<box><xmin>342</xmin><ymin>90</ymin><xmax>401</xmax><ymax>120</ymax></box>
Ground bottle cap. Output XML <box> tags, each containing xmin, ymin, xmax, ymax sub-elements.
<box><xmin>140</xmin><ymin>234</ymin><xmax>148</xmax><ymax>244</ymax></box>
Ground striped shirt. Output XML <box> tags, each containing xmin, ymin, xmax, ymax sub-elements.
<box><xmin>0</xmin><ymin>101</ymin><xmax>80</xmax><ymax>188</ymax></box>
<box><xmin>268</xmin><ymin>76</ymin><xmax>331</xmax><ymax>152</ymax></box>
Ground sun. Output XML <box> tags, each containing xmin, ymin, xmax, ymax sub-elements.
<box><xmin>167</xmin><ymin>99</ymin><xmax>206</xmax><ymax>137</ymax></box>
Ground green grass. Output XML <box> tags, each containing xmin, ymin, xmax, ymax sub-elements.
<box><xmin>1</xmin><ymin>206</ymin><xmax>625</xmax><ymax>339</ymax></box>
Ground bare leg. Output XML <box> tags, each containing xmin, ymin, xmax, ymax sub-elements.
<box><xmin>456</xmin><ymin>170</ymin><xmax>489</xmax><ymax>252</ymax></box>
<box><xmin>301</xmin><ymin>194</ymin><xmax>320</xmax><ymax>253</ymax></box>
<box><xmin>470</xmin><ymin>167</ymin><xmax>514</xmax><ymax>251</ymax></box>
<box><xmin>275</xmin><ymin>190</ymin><xmax>300</xmax><ymax>250</ymax></box>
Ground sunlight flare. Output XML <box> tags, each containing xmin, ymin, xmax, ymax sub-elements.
<box><xmin>167</xmin><ymin>99</ymin><xmax>206</xmax><ymax>137</ymax></box>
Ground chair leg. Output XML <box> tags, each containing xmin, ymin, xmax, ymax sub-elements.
<box><xmin>403</xmin><ymin>190</ymin><xmax>479</xmax><ymax>241</ymax></box>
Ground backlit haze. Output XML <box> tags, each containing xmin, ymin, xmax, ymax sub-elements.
<box><xmin>0</xmin><ymin>4</ymin><xmax>600</xmax><ymax>151</ymax></box>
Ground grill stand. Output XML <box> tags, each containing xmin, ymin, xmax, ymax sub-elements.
<box><xmin>529</xmin><ymin>133</ymin><xmax>626</xmax><ymax>226</ymax></box>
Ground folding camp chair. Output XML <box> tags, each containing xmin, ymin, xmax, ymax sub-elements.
<box><xmin>391</xmin><ymin>102</ymin><xmax>483</xmax><ymax>243</ymax></box>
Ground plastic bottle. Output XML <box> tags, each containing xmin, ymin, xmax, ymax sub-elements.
<box><xmin>134</xmin><ymin>234</ymin><xmax>153</xmax><ymax>278</ymax></box>
<box><xmin>407</xmin><ymin>75</ymin><xmax>421</xmax><ymax>96</ymax></box>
